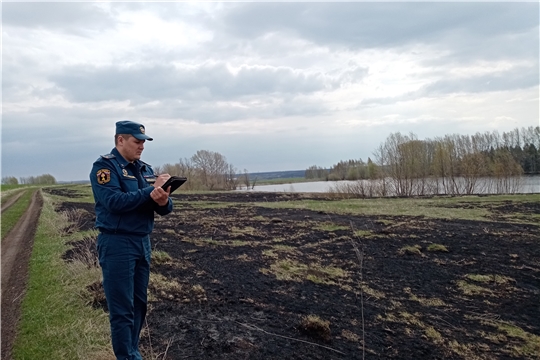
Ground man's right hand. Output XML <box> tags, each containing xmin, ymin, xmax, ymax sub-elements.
<box><xmin>154</xmin><ymin>174</ymin><xmax>171</xmax><ymax>188</ymax></box>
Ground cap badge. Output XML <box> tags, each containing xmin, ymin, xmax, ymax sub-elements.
<box><xmin>140</xmin><ymin>126</ymin><xmax>145</xmax><ymax>134</ymax></box>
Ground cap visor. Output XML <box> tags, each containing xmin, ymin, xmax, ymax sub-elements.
<box><xmin>133</xmin><ymin>134</ymin><xmax>153</xmax><ymax>141</ymax></box>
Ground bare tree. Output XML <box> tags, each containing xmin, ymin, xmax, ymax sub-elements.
<box><xmin>190</xmin><ymin>150</ymin><xmax>237</xmax><ymax>190</ymax></box>
<box><xmin>242</xmin><ymin>169</ymin><xmax>251</xmax><ymax>190</ymax></box>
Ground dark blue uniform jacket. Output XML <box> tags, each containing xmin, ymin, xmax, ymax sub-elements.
<box><xmin>90</xmin><ymin>147</ymin><xmax>173</xmax><ymax>235</ymax></box>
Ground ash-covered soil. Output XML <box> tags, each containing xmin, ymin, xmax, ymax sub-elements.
<box><xmin>58</xmin><ymin>191</ymin><xmax>539</xmax><ymax>360</ymax></box>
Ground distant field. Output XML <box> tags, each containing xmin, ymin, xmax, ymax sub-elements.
<box><xmin>1</xmin><ymin>184</ymin><xmax>24</xmax><ymax>192</ymax></box>
<box><xmin>254</xmin><ymin>177</ymin><xmax>312</xmax><ymax>185</ymax></box>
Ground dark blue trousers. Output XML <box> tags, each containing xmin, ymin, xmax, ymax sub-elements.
<box><xmin>97</xmin><ymin>233</ymin><xmax>151</xmax><ymax>360</ymax></box>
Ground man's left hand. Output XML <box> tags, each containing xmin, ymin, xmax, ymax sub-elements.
<box><xmin>150</xmin><ymin>186</ymin><xmax>170</xmax><ymax>206</ymax></box>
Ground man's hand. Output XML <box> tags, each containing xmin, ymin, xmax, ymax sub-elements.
<box><xmin>151</xmin><ymin>174</ymin><xmax>171</xmax><ymax>206</ymax></box>
<box><xmin>150</xmin><ymin>186</ymin><xmax>170</xmax><ymax>206</ymax></box>
<box><xmin>154</xmin><ymin>174</ymin><xmax>171</xmax><ymax>188</ymax></box>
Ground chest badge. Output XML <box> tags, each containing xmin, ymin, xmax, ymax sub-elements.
<box><xmin>97</xmin><ymin>169</ymin><xmax>111</xmax><ymax>184</ymax></box>
<box><xmin>122</xmin><ymin>168</ymin><xmax>136</xmax><ymax>179</ymax></box>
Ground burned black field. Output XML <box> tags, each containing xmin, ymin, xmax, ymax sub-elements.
<box><xmin>55</xmin><ymin>190</ymin><xmax>540</xmax><ymax>360</ymax></box>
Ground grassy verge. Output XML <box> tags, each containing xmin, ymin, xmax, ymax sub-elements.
<box><xmin>255</xmin><ymin>177</ymin><xmax>313</xmax><ymax>185</ymax></box>
<box><xmin>1</xmin><ymin>190</ymin><xmax>33</xmax><ymax>240</ymax></box>
<box><xmin>1</xmin><ymin>184</ymin><xmax>25</xmax><ymax>192</ymax></box>
<box><xmin>13</xmin><ymin>192</ymin><xmax>113</xmax><ymax>360</ymax></box>
<box><xmin>1</xmin><ymin>184</ymin><xmax>39</xmax><ymax>200</ymax></box>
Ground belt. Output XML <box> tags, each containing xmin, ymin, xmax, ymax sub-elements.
<box><xmin>98</xmin><ymin>228</ymin><xmax>149</xmax><ymax>237</ymax></box>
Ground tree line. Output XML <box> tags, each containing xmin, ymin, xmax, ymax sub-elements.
<box><xmin>306</xmin><ymin>126</ymin><xmax>540</xmax><ymax>196</ymax></box>
<box><xmin>3</xmin><ymin>126</ymin><xmax>537</xmax><ymax>194</ymax></box>
<box><xmin>1</xmin><ymin>174</ymin><xmax>57</xmax><ymax>185</ymax></box>
<box><xmin>1</xmin><ymin>150</ymin><xmax>237</xmax><ymax>191</ymax></box>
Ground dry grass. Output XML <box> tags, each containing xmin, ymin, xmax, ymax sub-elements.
<box><xmin>299</xmin><ymin>315</ymin><xmax>331</xmax><ymax>342</ymax></box>
<box><xmin>398</xmin><ymin>244</ymin><xmax>422</xmax><ymax>256</ymax></box>
<box><xmin>149</xmin><ymin>273</ymin><xmax>183</xmax><ymax>300</ymax></box>
<box><xmin>260</xmin><ymin>259</ymin><xmax>348</xmax><ymax>285</ymax></box>
<box><xmin>404</xmin><ymin>287</ymin><xmax>446</xmax><ymax>307</ymax></box>
<box><xmin>152</xmin><ymin>250</ymin><xmax>173</xmax><ymax>265</ymax></box>
<box><xmin>465</xmin><ymin>273</ymin><xmax>514</xmax><ymax>285</ymax></box>
<box><xmin>315</xmin><ymin>222</ymin><xmax>349</xmax><ymax>231</ymax></box>
<box><xmin>456</xmin><ymin>280</ymin><xmax>491</xmax><ymax>296</ymax></box>
<box><xmin>427</xmin><ymin>243</ymin><xmax>449</xmax><ymax>252</ymax></box>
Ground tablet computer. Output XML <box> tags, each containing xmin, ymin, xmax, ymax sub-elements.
<box><xmin>161</xmin><ymin>176</ymin><xmax>187</xmax><ymax>193</ymax></box>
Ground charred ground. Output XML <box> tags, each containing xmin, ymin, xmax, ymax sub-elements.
<box><xmin>57</xmin><ymin>190</ymin><xmax>539</xmax><ymax>360</ymax></box>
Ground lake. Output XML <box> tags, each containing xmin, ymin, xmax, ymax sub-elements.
<box><xmin>240</xmin><ymin>176</ymin><xmax>540</xmax><ymax>195</ymax></box>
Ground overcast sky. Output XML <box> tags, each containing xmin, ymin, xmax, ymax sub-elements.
<box><xmin>2</xmin><ymin>2</ymin><xmax>539</xmax><ymax>181</ymax></box>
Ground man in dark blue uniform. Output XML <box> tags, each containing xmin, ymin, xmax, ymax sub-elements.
<box><xmin>90</xmin><ymin>120</ymin><xmax>173</xmax><ymax>360</ymax></box>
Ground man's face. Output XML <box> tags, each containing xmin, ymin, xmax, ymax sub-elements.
<box><xmin>118</xmin><ymin>135</ymin><xmax>145</xmax><ymax>162</ymax></box>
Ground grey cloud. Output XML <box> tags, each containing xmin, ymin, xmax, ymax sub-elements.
<box><xmin>50</xmin><ymin>63</ymin><xmax>331</xmax><ymax>104</ymax></box>
<box><xmin>115</xmin><ymin>2</ymin><xmax>214</xmax><ymax>24</ymax></box>
<box><xmin>423</xmin><ymin>66</ymin><xmax>539</xmax><ymax>95</ymax></box>
<box><xmin>222</xmin><ymin>3</ymin><xmax>538</xmax><ymax>56</ymax></box>
<box><xmin>130</xmin><ymin>94</ymin><xmax>330</xmax><ymax>124</ymax></box>
<box><xmin>2</xmin><ymin>3</ymin><xmax>116</xmax><ymax>35</ymax></box>
<box><xmin>2</xmin><ymin>107</ymin><xmax>120</xmax><ymax>144</ymax></box>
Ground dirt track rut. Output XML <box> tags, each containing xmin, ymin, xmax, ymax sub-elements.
<box><xmin>1</xmin><ymin>190</ymin><xmax>43</xmax><ymax>360</ymax></box>
<box><xmin>1</xmin><ymin>191</ymin><xmax>25</xmax><ymax>214</ymax></box>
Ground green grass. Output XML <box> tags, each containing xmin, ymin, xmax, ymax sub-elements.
<box><xmin>315</xmin><ymin>222</ymin><xmax>349</xmax><ymax>231</ymax></box>
<box><xmin>1</xmin><ymin>189</ymin><xmax>24</xmax><ymax>204</ymax></box>
<box><xmin>1</xmin><ymin>190</ymin><xmax>33</xmax><ymax>240</ymax></box>
<box><xmin>256</xmin><ymin>177</ymin><xmax>312</xmax><ymax>185</ymax></box>
<box><xmin>13</xmin><ymin>192</ymin><xmax>112</xmax><ymax>359</ymax></box>
<box><xmin>1</xmin><ymin>184</ymin><xmax>27</xmax><ymax>192</ymax></box>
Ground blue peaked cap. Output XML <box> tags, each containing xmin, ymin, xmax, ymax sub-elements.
<box><xmin>115</xmin><ymin>120</ymin><xmax>153</xmax><ymax>141</ymax></box>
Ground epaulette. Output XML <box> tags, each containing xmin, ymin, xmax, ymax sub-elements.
<box><xmin>139</xmin><ymin>160</ymin><xmax>152</xmax><ymax>168</ymax></box>
<box><xmin>101</xmin><ymin>154</ymin><xmax>116</xmax><ymax>159</ymax></box>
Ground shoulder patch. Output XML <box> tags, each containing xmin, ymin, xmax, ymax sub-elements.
<box><xmin>96</xmin><ymin>169</ymin><xmax>111</xmax><ymax>184</ymax></box>
<box><xmin>101</xmin><ymin>154</ymin><xmax>116</xmax><ymax>159</ymax></box>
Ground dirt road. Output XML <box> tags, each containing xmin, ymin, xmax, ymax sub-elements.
<box><xmin>1</xmin><ymin>191</ymin><xmax>25</xmax><ymax>214</ymax></box>
<box><xmin>1</xmin><ymin>190</ymin><xmax>43</xmax><ymax>360</ymax></box>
